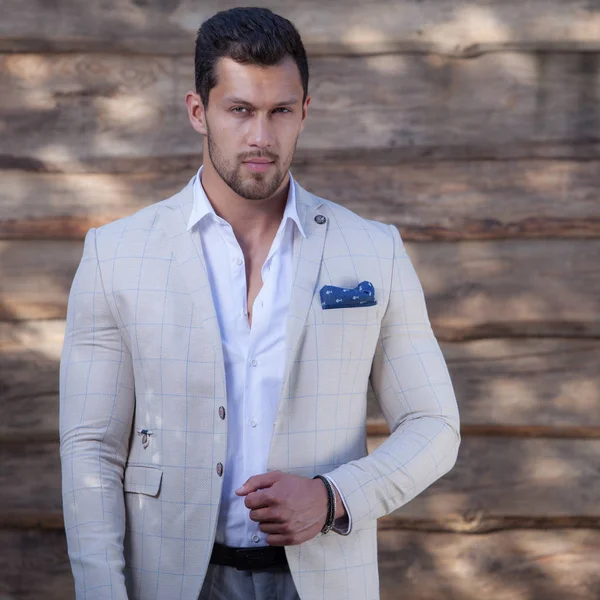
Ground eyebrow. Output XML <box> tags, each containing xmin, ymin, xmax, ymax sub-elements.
<box><xmin>223</xmin><ymin>96</ymin><xmax>300</xmax><ymax>107</ymax></box>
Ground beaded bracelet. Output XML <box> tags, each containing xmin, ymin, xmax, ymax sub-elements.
<box><xmin>313</xmin><ymin>474</ymin><xmax>336</xmax><ymax>534</ymax></box>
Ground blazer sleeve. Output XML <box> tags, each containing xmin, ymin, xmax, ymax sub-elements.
<box><xmin>323</xmin><ymin>224</ymin><xmax>461</xmax><ymax>533</ymax></box>
<box><xmin>59</xmin><ymin>227</ymin><xmax>134</xmax><ymax>599</ymax></box>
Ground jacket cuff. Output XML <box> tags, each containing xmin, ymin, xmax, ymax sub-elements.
<box><xmin>322</xmin><ymin>474</ymin><xmax>352</xmax><ymax>535</ymax></box>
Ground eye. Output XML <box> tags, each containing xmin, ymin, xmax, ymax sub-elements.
<box><xmin>273</xmin><ymin>108</ymin><xmax>291</xmax><ymax>114</ymax></box>
<box><xmin>231</xmin><ymin>106</ymin><xmax>249</xmax><ymax>114</ymax></box>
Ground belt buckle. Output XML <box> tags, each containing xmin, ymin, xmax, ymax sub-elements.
<box><xmin>235</xmin><ymin>548</ymin><xmax>269</xmax><ymax>570</ymax></box>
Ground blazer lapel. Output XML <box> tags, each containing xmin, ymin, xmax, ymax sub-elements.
<box><xmin>161</xmin><ymin>178</ymin><xmax>223</xmax><ymax>346</ymax></box>
<box><xmin>277</xmin><ymin>181</ymin><xmax>328</xmax><ymax>415</ymax></box>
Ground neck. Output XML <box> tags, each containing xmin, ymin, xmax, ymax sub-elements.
<box><xmin>200</xmin><ymin>157</ymin><xmax>290</xmax><ymax>241</ymax></box>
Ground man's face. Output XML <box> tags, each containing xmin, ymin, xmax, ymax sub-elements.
<box><xmin>199</xmin><ymin>56</ymin><xmax>309</xmax><ymax>200</ymax></box>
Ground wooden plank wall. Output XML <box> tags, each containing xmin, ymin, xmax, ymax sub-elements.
<box><xmin>2</xmin><ymin>1</ymin><xmax>600</xmax><ymax>598</ymax></box>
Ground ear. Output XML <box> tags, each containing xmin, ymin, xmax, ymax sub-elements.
<box><xmin>299</xmin><ymin>95</ymin><xmax>311</xmax><ymax>134</ymax></box>
<box><xmin>185</xmin><ymin>91</ymin><xmax>208</xmax><ymax>136</ymax></box>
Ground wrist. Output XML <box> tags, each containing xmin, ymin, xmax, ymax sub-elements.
<box><xmin>312</xmin><ymin>474</ymin><xmax>335</xmax><ymax>533</ymax></box>
<box><xmin>313</xmin><ymin>477</ymin><xmax>330</xmax><ymax>521</ymax></box>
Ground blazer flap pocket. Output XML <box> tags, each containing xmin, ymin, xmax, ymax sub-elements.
<box><xmin>123</xmin><ymin>464</ymin><xmax>163</xmax><ymax>497</ymax></box>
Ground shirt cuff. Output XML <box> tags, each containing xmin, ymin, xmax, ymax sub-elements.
<box><xmin>322</xmin><ymin>474</ymin><xmax>352</xmax><ymax>535</ymax></box>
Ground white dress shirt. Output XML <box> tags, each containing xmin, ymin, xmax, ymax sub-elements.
<box><xmin>187</xmin><ymin>166</ymin><xmax>350</xmax><ymax>548</ymax></box>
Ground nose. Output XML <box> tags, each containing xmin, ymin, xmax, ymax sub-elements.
<box><xmin>247</xmin><ymin>114</ymin><xmax>274</xmax><ymax>149</ymax></box>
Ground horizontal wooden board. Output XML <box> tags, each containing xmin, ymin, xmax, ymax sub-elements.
<box><xmin>2</xmin><ymin>238</ymin><xmax>600</xmax><ymax>339</ymax></box>
<box><xmin>0</xmin><ymin>240</ymin><xmax>81</xmax><ymax>321</ymax></box>
<box><xmin>5</xmin><ymin>51</ymin><xmax>600</xmax><ymax>172</ymax></box>
<box><xmin>0</xmin><ymin>321</ymin><xmax>63</xmax><ymax>443</ymax></box>
<box><xmin>3</xmin><ymin>160</ymin><xmax>600</xmax><ymax>240</ymax></box>
<box><xmin>3</xmin><ymin>528</ymin><xmax>600</xmax><ymax>600</ymax></box>
<box><xmin>368</xmin><ymin>337</ymin><xmax>600</xmax><ymax>430</ymax></box>
<box><xmin>378</xmin><ymin>528</ymin><xmax>600</xmax><ymax>600</ymax></box>
<box><xmin>0</xmin><ymin>530</ymin><xmax>74</xmax><ymax>599</ymax></box>
<box><xmin>3</xmin><ymin>0</ymin><xmax>600</xmax><ymax>56</ymax></box>
<box><xmin>3</xmin><ymin>321</ymin><xmax>600</xmax><ymax>442</ymax></box>
<box><xmin>371</xmin><ymin>436</ymin><xmax>600</xmax><ymax>532</ymax></box>
<box><xmin>5</xmin><ymin>437</ymin><xmax>600</xmax><ymax>532</ymax></box>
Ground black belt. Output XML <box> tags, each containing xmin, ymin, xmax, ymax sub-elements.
<box><xmin>210</xmin><ymin>542</ymin><xmax>289</xmax><ymax>571</ymax></box>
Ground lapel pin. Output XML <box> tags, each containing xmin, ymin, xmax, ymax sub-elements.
<box><xmin>136</xmin><ymin>428</ymin><xmax>154</xmax><ymax>449</ymax></box>
<box><xmin>314</xmin><ymin>214</ymin><xmax>326</xmax><ymax>224</ymax></box>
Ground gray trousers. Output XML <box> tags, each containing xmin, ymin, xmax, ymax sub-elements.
<box><xmin>198</xmin><ymin>562</ymin><xmax>301</xmax><ymax>600</ymax></box>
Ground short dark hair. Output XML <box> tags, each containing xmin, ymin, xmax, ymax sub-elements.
<box><xmin>194</xmin><ymin>7</ymin><xmax>309</xmax><ymax>107</ymax></box>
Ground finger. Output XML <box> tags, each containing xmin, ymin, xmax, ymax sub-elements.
<box><xmin>244</xmin><ymin>489</ymin><xmax>275</xmax><ymax>510</ymax></box>
<box><xmin>236</xmin><ymin>470</ymin><xmax>282</xmax><ymax>496</ymax></box>
<box><xmin>258</xmin><ymin>521</ymin><xmax>289</xmax><ymax>534</ymax></box>
<box><xmin>249</xmin><ymin>508</ymin><xmax>284</xmax><ymax>523</ymax></box>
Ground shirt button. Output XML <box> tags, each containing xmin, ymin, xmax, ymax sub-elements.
<box><xmin>234</xmin><ymin>257</ymin><xmax>243</xmax><ymax>265</ymax></box>
<box><xmin>216</xmin><ymin>462</ymin><xmax>223</xmax><ymax>477</ymax></box>
<box><xmin>252</xmin><ymin>534</ymin><xmax>260</xmax><ymax>543</ymax></box>
<box><xmin>250</xmin><ymin>359</ymin><xmax>258</xmax><ymax>367</ymax></box>
<box><xmin>250</xmin><ymin>418</ymin><xmax>257</xmax><ymax>427</ymax></box>
<box><xmin>218</xmin><ymin>406</ymin><xmax>226</xmax><ymax>420</ymax></box>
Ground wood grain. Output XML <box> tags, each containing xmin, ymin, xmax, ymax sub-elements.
<box><xmin>2</xmin><ymin>238</ymin><xmax>599</xmax><ymax>339</ymax></box>
<box><xmin>0</xmin><ymin>321</ymin><xmax>63</xmax><ymax>443</ymax></box>
<box><xmin>378</xmin><ymin>528</ymin><xmax>600</xmax><ymax>600</ymax></box>
<box><xmin>0</xmin><ymin>240</ymin><xmax>82</xmax><ymax>321</ymax></box>
<box><xmin>3</xmin><ymin>160</ymin><xmax>600</xmax><ymax>241</ymax></box>
<box><xmin>368</xmin><ymin>337</ymin><xmax>600</xmax><ymax>429</ymax></box>
<box><xmin>3</xmin><ymin>321</ymin><xmax>599</xmax><ymax>442</ymax></box>
<box><xmin>0</xmin><ymin>530</ymin><xmax>74</xmax><ymax>599</ymax></box>
<box><xmin>3</xmin><ymin>0</ymin><xmax>600</xmax><ymax>56</ymax></box>
<box><xmin>5</xmin><ymin>51</ymin><xmax>600</xmax><ymax>172</ymax></box>
<box><xmin>371</xmin><ymin>435</ymin><xmax>600</xmax><ymax>532</ymax></box>
<box><xmin>409</xmin><ymin>239</ymin><xmax>600</xmax><ymax>340</ymax></box>
<box><xmin>5</xmin><ymin>437</ymin><xmax>600</xmax><ymax>532</ymax></box>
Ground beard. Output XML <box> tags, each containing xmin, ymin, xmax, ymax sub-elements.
<box><xmin>206</xmin><ymin>124</ymin><xmax>296</xmax><ymax>200</ymax></box>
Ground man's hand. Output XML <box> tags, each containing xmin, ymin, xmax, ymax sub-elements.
<box><xmin>235</xmin><ymin>471</ymin><xmax>345</xmax><ymax>546</ymax></box>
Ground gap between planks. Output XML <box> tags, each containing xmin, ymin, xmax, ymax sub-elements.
<box><xmin>4</xmin><ymin>510</ymin><xmax>600</xmax><ymax>534</ymax></box>
<box><xmin>4</xmin><ymin>422</ymin><xmax>600</xmax><ymax>445</ymax></box>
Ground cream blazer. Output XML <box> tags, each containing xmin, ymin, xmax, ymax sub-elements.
<box><xmin>59</xmin><ymin>176</ymin><xmax>461</xmax><ymax>600</ymax></box>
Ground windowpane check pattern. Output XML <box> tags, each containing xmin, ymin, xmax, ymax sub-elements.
<box><xmin>59</xmin><ymin>176</ymin><xmax>460</xmax><ymax>600</ymax></box>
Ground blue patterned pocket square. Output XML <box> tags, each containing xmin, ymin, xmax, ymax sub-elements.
<box><xmin>320</xmin><ymin>281</ymin><xmax>377</xmax><ymax>309</ymax></box>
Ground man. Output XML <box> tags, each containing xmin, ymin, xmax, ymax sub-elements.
<box><xmin>59</xmin><ymin>7</ymin><xmax>460</xmax><ymax>600</ymax></box>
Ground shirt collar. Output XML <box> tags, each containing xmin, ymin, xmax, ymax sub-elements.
<box><xmin>187</xmin><ymin>165</ymin><xmax>306</xmax><ymax>238</ymax></box>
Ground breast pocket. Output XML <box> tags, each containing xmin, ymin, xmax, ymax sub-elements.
<box><xmin>309</xmin><ymin>299</ymin><xmax>381</xmax><ymax>366</ymax></box>
<box><xmin>319</xmin><ymin>303</ymin><xmax>380</xmax><ymax>326</ymax></box>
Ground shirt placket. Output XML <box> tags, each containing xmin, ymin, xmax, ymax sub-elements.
<box><xmin>242</xmin><ymin>224</ymin><xmax>288</xmax><ymax>544</ymax></box>
<box><xmin>219</xmin><ymin>222</ymin><xmax>265</xmax><ymax>544</ymax></box>
<box><xmin>218</xmin><ymin>217</ymin><xmax>290</xmax><ymax>545</ymax></box>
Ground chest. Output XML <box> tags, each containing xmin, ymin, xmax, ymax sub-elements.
<box><xmin>245</xmin><ymin>259</ymin><xmax>265</xmax><ymax>323</ymax></box>
<box><xmin>199</xmin><ymin>223</ymin><xmax>293</xmax><ymax>336</ymax></box>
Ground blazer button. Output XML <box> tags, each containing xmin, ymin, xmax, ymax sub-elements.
<box><xmin>218</xmin><ymin>406</ymin><xmax>226</xmax><ymax>420</ymax></box>
<box><xmin>216</xmin><ymin>462</ymin><xmax>223</xmax><ymax>477</ymax></box>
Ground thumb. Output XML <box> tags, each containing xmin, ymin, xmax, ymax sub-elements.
<box><xmin>235</xmin><ymin>470</ymin><xmax>281</xmax><ymax>496</ymax></box>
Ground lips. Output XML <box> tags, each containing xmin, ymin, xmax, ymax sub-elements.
<box><xmin>243</xmin><ymin>158</ymin><xmax>275</xmax><ymax>172</ymax></box>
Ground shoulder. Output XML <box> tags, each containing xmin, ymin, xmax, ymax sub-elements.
<box><xmin>93</xmin><ymin>182</ymin><xmax>189</xmax><ymax>251</ymax></box>
<box><xmin>90</xmin><ymin>203</ymin><xmax>163</xmax><ymax>266</ymax></box>
<box><xmin>95</xmin><ymin>201</ymin><xmax>161</xmax><ymax>238</ymax></box>
<box><xmin>310</xmin><ymin>193</ymin><xmax>398</xmax><ymax>258</ymax></box>
<box><xmin>320</xmin><ymin>197</ymin><xmax>391</xmax><ymax>235</ymax></box>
